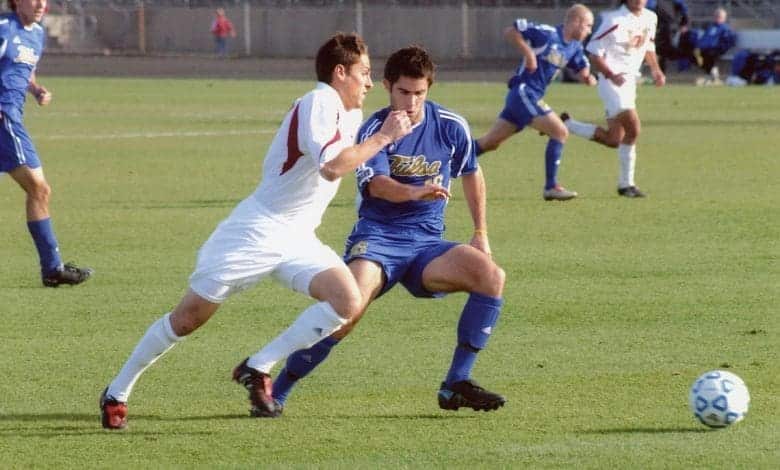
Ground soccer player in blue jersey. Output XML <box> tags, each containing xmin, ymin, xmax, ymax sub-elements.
<box><xmin>264</xmin><ymin>45</ymin><xmax>507</xmax><ymax>415</ymax></box>
<box><xmin>1</xmin><ymin>0</ymin><xmax>92</xmax><ymax>286</ymax></box>
<box><xmin>474</xmin><ymin>4</ymin><xmax>596</xmax><ymax>201</ymax></box>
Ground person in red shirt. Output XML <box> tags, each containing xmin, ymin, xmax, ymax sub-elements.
<box><xmin>211</xmin><ymin>8</ymin><xmax>236</xmax><ymax>58</ymax></box>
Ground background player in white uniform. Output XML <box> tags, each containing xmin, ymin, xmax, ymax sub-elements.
<box><xmin>100</xmin><ymin>33</ymin><xmax>412</xmax><ymax>429</ymax></box>
<box><xmin>563</xmin><ymin>0</ymin><xmax>666</xmax><ymax>198</ymax></box>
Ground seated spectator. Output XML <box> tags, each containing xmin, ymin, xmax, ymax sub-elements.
<box><xmin>694</xmin><ymin>7</ymin><xmax>736</xmax><ymax>84</ymax></box>
<box><xmin>726</xmin><ymin>49</ymin><xmax>780</xmax><ymax>86</ymax></box>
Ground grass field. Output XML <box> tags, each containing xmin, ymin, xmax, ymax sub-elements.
<box><xmin>0</xmin><ymin>76</ymin><xmax>778</xmax><ymax>468</ymax></box>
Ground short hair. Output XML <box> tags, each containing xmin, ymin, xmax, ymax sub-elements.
<box><xmin>315</xmin><ymin>33</ymin><xmax>368</xmax><ymax>84</ymax></box>
<box><xmin>383</xmin><ymin>45</ymin><xmax>436</xmax><ymax>86</ymax></box>
<box><xmin>565</xmin><ymin>4</ymin><xmax>593</xmax><ymax>25</ymax></box>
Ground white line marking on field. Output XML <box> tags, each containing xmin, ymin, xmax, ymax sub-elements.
<box><xmin>39</xmin><ymin>129</ymin><xmax>275</xmax><ymax>141</ymax></box>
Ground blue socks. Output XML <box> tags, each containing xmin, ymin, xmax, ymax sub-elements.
<box><xmin>273</xmin><ymin>336</ymin><xmax>340</xmax><ymax>405</ymax></box>
<box><xmin>27</xmin><ymin>218</ymin><xmax>62</xmax><ymax>275</ymax></box>
<box><xmin>445</xmin><ymin>293</ymin><xmax>503</xmax><ymax>386</ymax></box>
<box><xmin>544</xmin><ymin>138</ymin><xmax>564</xmax><ymax>190</ymax></box>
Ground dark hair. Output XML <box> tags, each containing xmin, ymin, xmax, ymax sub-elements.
<box><xmin>315</xmin><ymin>32</ymin><xmax>367</xmax><ymax>84</ymax></box>
<box><xmin>7</xmin><ymin>0</ymin><xmax>16</xmax><ymax>12</ymax></box>
<box><xmin>384</xmin><ymin>45</ymin><xmax>435</xmax><ymax>86</ymax></box>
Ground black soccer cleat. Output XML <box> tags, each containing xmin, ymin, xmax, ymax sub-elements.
<box><xmin>100</xmin><ymin>387</ymin><xmax>128</xmax><ymax>430</ymax></box>
<box><xmin>560</xmin><ymin>112</ymin><xmax>570</xmax><ymax>122</ymax></box>
<box><xmin>617</xmin><ymin>185</ymin><xmax>647</xmax><ymax>198</ymax></box>
<box><xmin>232</xmin><ymin>358</ymin><xmax>282</xmax><ymax>418</ymax></box>
<box><xmin>42</xmin><ymin>262</ymin><xmax>93</xmax><ymax>287</ymax></box>
<box><xmin>438</xmin><ymin>379</ymin><xmax>506</xmax><ymax>412</ymax></box>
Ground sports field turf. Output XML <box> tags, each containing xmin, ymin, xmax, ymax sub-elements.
<box><xmin>0</xmin><ymin>77</ymin><xmax>777</xmax><ymax>468</ymax></box>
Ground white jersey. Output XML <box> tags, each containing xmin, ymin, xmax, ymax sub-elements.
<box><xmin>587</xmin><ymin>5</ymin><xmax>657</xmax><ymax>78</ymax></box>
<box><xmin>252</xmin><ymin>82</ymin><xmax>362</xmax><ymax>233</ymax></box>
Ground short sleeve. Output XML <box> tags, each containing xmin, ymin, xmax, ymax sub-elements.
<box><xmin>440</xmin><ymin>110</ymin><xmax>477</xmax><ymax>179</ymax></box>
<box><xmin>354</xmin><ymin>116</ymin><xmax>390</xmax><ymax>194</ymax></box>
<box><xmin>297</xmin><ymin>90</ymin><xmax>348</xmax><ymax>166</ymax></box>
<box><xmin>586</xmin><ymin>13</ymin><xmax>614</xmax><ymax>56</ymax></box>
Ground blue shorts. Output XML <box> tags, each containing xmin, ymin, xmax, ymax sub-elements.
<box><xmin>0</xmin><ymin>114</ymin><xmax>41</xmax><ymax>173</ymax></box>
<box><xmin>344</xmin><ymin>218</ymin><xmax>459</xmax><ymax>299</ymax></box>
<box><xmin>499</xmin><ymin>83</ymin><xmax>552</xmax><ymax>131</ymax></box>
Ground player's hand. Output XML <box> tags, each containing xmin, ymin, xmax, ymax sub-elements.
<box><xmin>652</xmin><ymin>69</ymin><xmax>666</xmax><ymax>87</ymax></box>
<box><xmin>609</xmin><ymin>72</ymin><xmax>627</xmax><ymax>86</ymax></box>
<box><xmin>34</xmin><ymin>87</ymin><xmax>52</xmax><ymax>106</ymax></box>
<box><xmin>414</xmin><ymin>183</ymin><xmax>450</xmax><ymax>201</ymax></box>
<box><xmin>378</xmin><ymin>110</ymin><xmax>412</xmax><ymax>142</ymax></box>
<box><xmin>470</xmin><ymin>231</ymin><xmax>491</xmax><ymax>257</ymax></box>
<box><xmin>584</xmin><ymin>74</ymin><xmax>598</xmax><ymax>86</ymax></box>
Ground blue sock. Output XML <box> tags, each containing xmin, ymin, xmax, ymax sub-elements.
<box><xmin>544</xmin><ymin>138</ymin><xmax>564</xmax><ymax>190</ymax></box>
<box><xmin>272</xmin><ymin>336</ymin><xmax>340</xmax><ymax>405</ymax></box>
<box><xmin>445</xmin><ymin>293</ymin><xmax>503</xmax><ymax>385</ymax></box>
<box><xmin>27</xmin><ymin>218</ymin><xmax>62</xmax><ymax>275</ymax></box>
<box><xmin>473</xmin><ymin>139</ymin><xmax>483</xmax><ymax>157</ymax></box>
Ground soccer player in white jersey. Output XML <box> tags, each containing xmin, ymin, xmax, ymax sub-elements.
<box><xmin>100</xmin><ymin>33</ymin><xmax>412</xmax><ymax>429</ymax></box>
<box><xmin>563</xmin><ymin>0</ymin><xmax>666</xmax><ymax>198</ymax></box>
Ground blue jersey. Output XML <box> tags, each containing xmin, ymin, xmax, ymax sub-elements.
<box><xmin>0</xmin><ymin>13</ymin><xmax>45</xmax><ymax>122</ymax></box>
<box><xmin>697</xmin><ymin>22</ymin><xmax>736</xmax><ymax>55</ymax></box>
<box><xmin>355</xmin><ymin>101</ymin><xmax>478</xmax><ymax>234</ymax></box>
<box><xmin>508</xmin><ymin>20</ymin><xmax>589</xmax><ymax>97</ymax></box>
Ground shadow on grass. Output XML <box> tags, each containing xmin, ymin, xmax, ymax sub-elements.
<box><xmin>580</xmin><ymin>427</ymin><xmax>712</xmax><ymax>434</ymax></box>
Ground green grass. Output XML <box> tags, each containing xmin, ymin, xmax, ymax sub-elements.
<box><xmin>0</xmin><ymin>77</ymin><xmax>778</xmax><ymax>468</ymax></box>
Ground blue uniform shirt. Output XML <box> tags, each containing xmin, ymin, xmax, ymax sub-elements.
<box><xmin>697</xmin><ymin>22</ymin><xmax>736</xmax><ymax>55</ymax></box>
<box><xmin>0</xmin><ymin>12</ymin><xmax>45</xmax><ymax>122</ymax></box>
<box><xmin>508</xmin><ymin>20</ymin><xmax>589</xmax><ymax>97</ymax></box>
<box><xmin>355</xmin><ymin>101</ymin><xmax>478</xmax><ymax>235</ymax></box>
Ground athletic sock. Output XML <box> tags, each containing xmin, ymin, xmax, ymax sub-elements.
<box><xmin>247</xmin><ymin>301</ymin><xmax>347</xmax><ymax>374</ymax></box>
<box><xmin>445</xmin><ymin>293</ymin><xmax>503</xmax><ymax>385</ymax></box>
<box><xmin>544</xmin><ymin>139</ymin><xmax>564</xmax><ymax>190</ymax></box>
<box><xmin>272</xmin><ymin>336</ymin><xmax>340</xmax><ymax>405</ymax></box>
<box><xmin>27</xmin><ymin>218</ymin><xmax>62</xmax><ymax>275</ymax></box>
<box><xmin>618</xmin><ymin>143</ymin><xmax>637</xmax><ymax>188</ymax></box>
<box><xmin>564</xmin><ymin>118</ymin><xmax>597</xmax><ymax>140</ymax></box>
<box><xmin>107</xmin><ymin>312</ymin><xmax>183</xmax><ymax>402</ymax></box>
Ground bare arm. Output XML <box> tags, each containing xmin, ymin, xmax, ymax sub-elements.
<box><xmin>504</xmin><ymin>26</ymin><xmax>537</xmax><ymax>72</ymax></box>
<box><xmin>644</xmin><ymin>50</ymin><xmax>666</xmax><ymax>87</ymax></box>
<box><xmin>319</xmin><ymin>110</ymin><xmax>411</xmax><ymax>181</ymax></box>
<box><xmin>461</xmin><ymin>166</ymin><xmax>491</xmax><ymax>256</ymax></box>
<box><xmin>577</xmin><ymin>67</ymin><xmax>598</xmax><ymax>86</ymax></box>
<box><xmin>27</xmin><ymin>72</ymin><xmax>52</xmax><ymax>106</ymax></box>
<box><xmin>366</xmin><ymin>175</ymin><xmax>450</xmax><ymax>203</ymax></box>
<box><xmin>588</xmin><ymin>53</ymin><xmax>626</xmax><ymax>86</ymax></box>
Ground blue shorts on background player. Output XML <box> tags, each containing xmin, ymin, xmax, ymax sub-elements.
<box><xmin>474</xmin><ymin>4</ymin><xmax>597</xmax><ymax>201</ymax></box>
<box><xmin>0</xmin><ymin>0</ymin><xmax>91</xmax><ymax>286</ymax></box>
<box><xmin>270</xmin><ymin>46</ymin><xmax>508</xmax><ymax>415</ymax></box>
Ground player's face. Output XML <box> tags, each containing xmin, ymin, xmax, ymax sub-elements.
<box><xmin>625</xmin><ymin>0</ymin><xmax>646</xmax><ymax>14</ymax></box>
<box><xmin>573</xmin><ymin>14</ymin><xmax>594</xmax><ymax>41</ymax></box>
<box><xmin>16</xmin><ymin>0</ymin><xmax>47</xmax><ymax>25</ymax></box>
<box><xmin>337</xmin><ymin>54</ymin><xmax>373</xmax><ymax>111</ymax></box>
<box><xmin>385</xmin><ymin>76</ymin><xmax>429</xmax><ymax>125</ymax></box>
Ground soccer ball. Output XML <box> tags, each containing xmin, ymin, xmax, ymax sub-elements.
<box><xmin>689</xmin><ymin>370</ymin><xmax>750</xmax><ymax>428</ymax></box>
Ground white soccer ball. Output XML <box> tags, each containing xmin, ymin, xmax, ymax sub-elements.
<box><xmin>689</xmin><ymin>370</ymin><xmax>750</xmax><ymax>428</ymax></box>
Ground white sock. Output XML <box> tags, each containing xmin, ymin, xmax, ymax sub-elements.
<box><xmin>564</xmin><ymin>117</ymin><xmax>597</xmax><ymax>139</ymax></box>
<box><xmin>618</xmin><ymin>143</ymin><xmax>637</xmax><ymax>188</ymax></box>
<box><xmin>107</xmin><ymin>312</ymin><xmax>183</xmax><ymax>402</ymax></box>
<box><xmin>247</xmin><ymin>302</ymin><xmax>347</xmax><ymax>373</ymax></box>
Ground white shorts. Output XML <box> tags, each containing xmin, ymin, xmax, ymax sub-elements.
<box><xmin>189</xmin><ymin>196</ymin><xmax>344</xmax><ymax>303</ymax></box>
<box><xmin>597</xmin><ymin>74</ymin><xmax>637</xmax><ymax>119</ymax></box>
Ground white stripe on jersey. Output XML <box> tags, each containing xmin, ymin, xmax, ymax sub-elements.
<box><xmin>438</xmin><ymin>109</ymin><xmax>473</xmax><ymax>177</ymax></box>
<box><xmin>359</xmin><ymin>118</ymin><xmax>382</xmax><ymax>144</ymax></box>
<box><xmin>3</xmin><ymin>117</ymin><xmax>26</xmax><ymax>164</ymax></box>
<box><xmin>517</xmin><ymin>83</ymin><xmax>539</xmax><ymax>117</ymax></box>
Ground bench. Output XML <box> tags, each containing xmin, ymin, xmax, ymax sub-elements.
<box><xmin>735</xmin><ymin>29</ymin><xmax>780</xmax><ymax>52</ymax></box>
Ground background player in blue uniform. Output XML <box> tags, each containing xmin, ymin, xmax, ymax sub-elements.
<box><xmin>0</xmin><ymin>0</ymin><xmax>91</xmax><ymax>286</ymax></box>
<box><xmin>474</xmin><ymin>4</ymin><xmax>596</xmax><ymax>201</ymax></box>
<box><xmin>268</xmin><ymin>46</ymin><xmax>507</xmax><ymax>415</ymax></box>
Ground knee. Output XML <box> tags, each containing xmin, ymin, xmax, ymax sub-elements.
<box><xmin>478</xmin><ymin>137</ymin><xmax>499</xmax><ymax>153</ymax></box>
<box><xmin>477</xmin><ymin>262</ymin><xmax>505</xmax><ymax>298</ymax></box>
<box><xmin>27</xmin><ymin>180</ymin><xmax>51</xmax><ymax>205</ymax></box>
<box><xmin>330</xmin><ymin>291</ymin><xmax>364</xmax><ymax>321</ymax></box>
